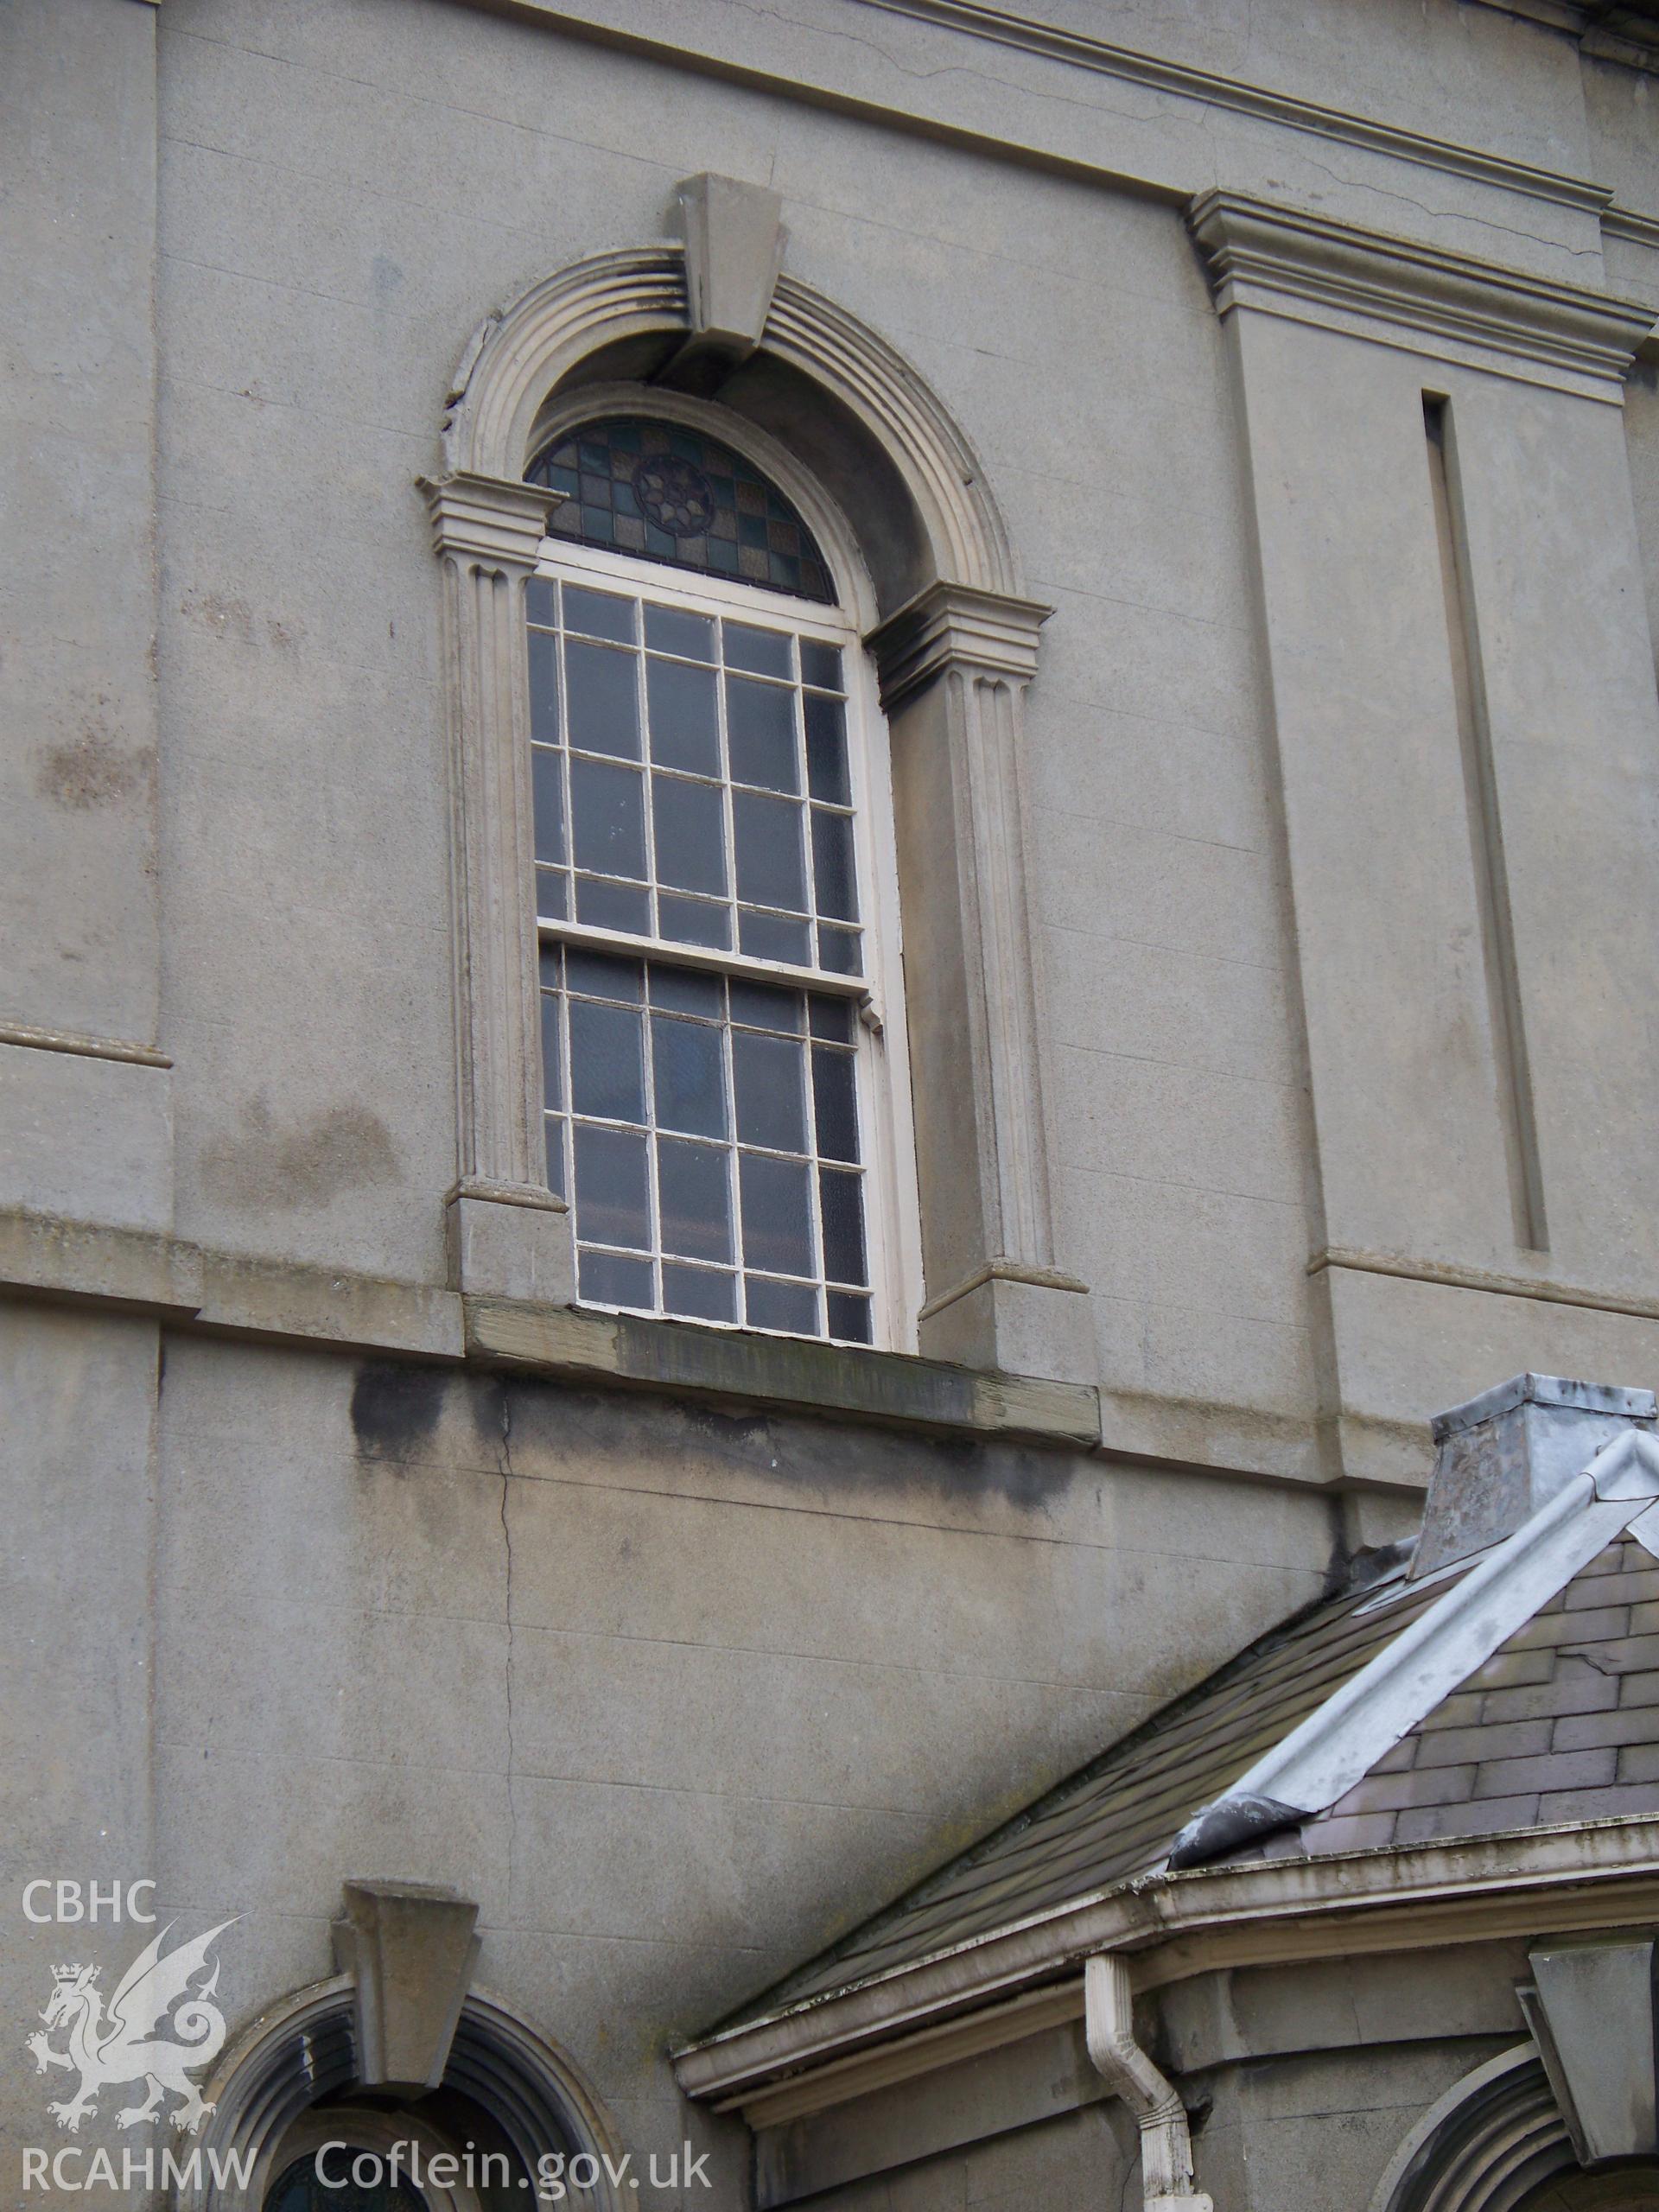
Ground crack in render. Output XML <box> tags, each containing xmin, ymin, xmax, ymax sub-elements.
<box><xmin>500</xmin><ymin>1392</ymin><xmax>519</xmax><ymax>1914</ymax></box>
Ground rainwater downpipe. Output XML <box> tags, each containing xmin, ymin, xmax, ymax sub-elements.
<box><xmin>1084</xmin><ymin>1955</ymin><xmax>1214</xmax><ymax>2212</ymax></box>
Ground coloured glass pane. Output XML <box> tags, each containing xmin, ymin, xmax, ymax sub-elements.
<box><xmin>529</xmin><ymin>417</ymin><xmax>835</xmax><ymax>602</ymax></box>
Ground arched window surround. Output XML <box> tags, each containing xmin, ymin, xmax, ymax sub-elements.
<box><xmin>174</xmin><ymin>1976</ymin><xmax>625</xmax><ymax>2212</ymax></box>
<box><xmin>423</xmin><ymin>241</ymin><xmax>1091</xmax><ymax>1384</ymax></box>
<box><xmin>1366</xmin><ymin>2044</ymin><xmax>1659</xmax><ymax>2212</ymax></box>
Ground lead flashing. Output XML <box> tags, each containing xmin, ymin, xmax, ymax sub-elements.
<box><xmin>1432</xmin><ymin>1370</ymin><xmax>1658</xmax><ymax>1441</ymax></box>
<box><xmin>1169</xmin><ymin>1429</ymin><xmax>1659</xmax><ymax>1868</ymax></box>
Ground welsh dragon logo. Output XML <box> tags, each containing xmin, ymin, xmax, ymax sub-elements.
<box><xmin>25</xmin><ymin>1920</ymin><xmax>237</xmax><ymax>2134</ymax></box>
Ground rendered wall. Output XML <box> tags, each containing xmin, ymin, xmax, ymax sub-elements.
<box><xmin>144</xmin><ymin>1338</ymin><xmax>1331</xmax><ymax>2197</ymax></box>
<box><xmin>151</xmin><ymin>0</ymin><xmax>1305</xmax><ymax>1402</ymax></box>
<box><xmin>4</xmin><ymin>0</ymin><xmax>1659</xmax><ymax>2202</ymax></box>
<box><xmin>141</xmin><ymin>0</ymin><xmax>1659</xmax><ymax>1484</ymax></box>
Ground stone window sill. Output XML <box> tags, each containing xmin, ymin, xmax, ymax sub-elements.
<box><xmin>463</xmin><ymin>1294</ymin><xmax>1101</xmax><ymax>1448</ymax></box>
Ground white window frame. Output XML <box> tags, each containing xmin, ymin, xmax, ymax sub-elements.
<box><xmin>531</xmin><ymin>532</ymin><xmax>923</xmax><ymax>1355</ymax></box>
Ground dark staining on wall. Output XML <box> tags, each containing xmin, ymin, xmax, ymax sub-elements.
<box><xmin>200</xmin><ymin>1098</ymin><xmax>400</xmax><ymax>1211</ymax></box>
<box><xmin>470</xmin><ymin>1372</ymin><xmax>513</xmax><ymax>1474</ymax></box>
<box><xmin>497</xmin><ymin>1370</ymin><xmax>1083</xmax><ymax>1517</ymax></box>
<box><xmin>351</xmin><ymin>1360</ymin><xmax>450</xmax><ymax>1462</ymax></box>
<box><xmin>36</xmin><ymin>728</ymin><xmax>153</xmax><ymax>811</ymax></box>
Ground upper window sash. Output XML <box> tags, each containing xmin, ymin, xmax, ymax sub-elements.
<box><xmin>528</xmin><ymin>548</ymin><xmax>884</xmax><ymax>1012</ymax></box>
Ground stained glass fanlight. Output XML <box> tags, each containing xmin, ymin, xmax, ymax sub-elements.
<box><xmin>527</xmin><ymin>418</ymin><xmax>836</xmax><ymax>605</ymax></box>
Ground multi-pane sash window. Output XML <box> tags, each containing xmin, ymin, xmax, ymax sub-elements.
<box><xmin>525</xmin><ymin>574</ymin><xmax>861</xmax><ymax>974</ymax></box>
<box><xmin>525</xmin><ymin>448</ymin><xmax>907</xmax><ymax>1349</ymax></box>
<box><xmin>538</xmin><ymin>947</ymin><xmax>874</xmax><ymax>1343</ymax></box>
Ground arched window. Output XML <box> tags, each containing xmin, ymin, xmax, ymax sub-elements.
<box><xmin>428</xmin><ymin>234</ymin><xmax>1088</xmax><ymax>1383</ymax></box>
<box><xmin>266</xmin><ymin>2153</ymin><xmax>426</xmax><ymax>2212</ymax></box>
<box><xmin>521</xmin><ymin>404</ymin><xmax>918</xmax><ymax>1348</ymax></box>
<box><xmin>183</xmin><ymin>1970</ymin><xmax>622</xmax><ymax>2212</ymax></box>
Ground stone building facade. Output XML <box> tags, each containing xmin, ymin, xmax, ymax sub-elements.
<box><xmin>4</xmin><ymin>0</ymin><xmax>1659</xmax><ymax>2207</ymax></box>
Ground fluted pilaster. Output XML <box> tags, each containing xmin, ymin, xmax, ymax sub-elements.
<box><xmin>423</xmin><ymin>471</ymin><xmax>574</xmax><ymax>1301</ymax></box>
<box><xmin>870</xmin><ymin>583</ymin><xmax>1090</xmax><ymax>1381</ymax></box>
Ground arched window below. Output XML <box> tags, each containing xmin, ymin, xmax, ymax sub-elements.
<box><xmin>266</xmin><ymin>2154</ymin><xmax>426</xmax><ymax>2212</ymax></box>
<box><xmin>1516</xmin><ymin>2173</ymin><xmax>1659</xmax><ymax>2210</ymax></box>
<box><xmin>262</xmin><ymin>2108</ymin><xmax>487</xmax><ymax>2212</ymax></box>
<box><xmin>522</xmin><ymin>406</ymin><xmax>918</xmax><ymax>1350</ymax></box>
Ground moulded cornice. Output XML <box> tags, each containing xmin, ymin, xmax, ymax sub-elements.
<box><xmin>421</xmin><ymin>471</ymin><xmax>561</xmax><ymax>569</ymax></box>
<box><xmin>673</xmin><ymin>1815</ymin><xmax>1659</xmax><ymax>2107</ymax></box>
<box><xmin>860</xmin><ymin>0</ymin><xmax>1621</xmax><ymax>210</ymax></box>
<box><xmin>0</xmin><ymin>1018</ymin><xmax>169</xmax><ymax>1068</ymax></box>
<box><xmin>451</xmin><ymin>0</ymin><xmax>1637</xmax><ymax>222</ymax></box>
<box><xmin>1190</xmin><ymin>189</ymin><xmax>1657</xmax><ymax>385</ymax></box>
<box><xmin>866</xmin><ymin>581</ymin><xmax>1052</xmax><ymax>708</ymax></box>
<box><xmin>721</xmin><ymin>1861</ymin><xmax>1659</xmax><ymax>2132</ymax></box>
<box><xmin>1607</xmin><ymin>203</ymin><xmax>1659</xmax><ymax>253</ymax></box>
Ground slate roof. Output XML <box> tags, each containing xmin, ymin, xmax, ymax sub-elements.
<box><xmin>1287</xmin><ymin>1535</ymin><xmax>1659</xmax><ymax>1855</ymax></box>
<box><xmin>739</xmin><ymin>1533</ymin><xmax>1659</xmax><ymax>2022</ymax></box>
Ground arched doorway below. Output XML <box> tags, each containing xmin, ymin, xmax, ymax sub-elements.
<box><xmin>1516</xmin><ymin>2171</ymin><xmax>1659</xmax><ymax>2211</ymax></box>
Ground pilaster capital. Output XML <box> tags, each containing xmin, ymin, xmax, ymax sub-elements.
<box><xmin>420</xmin><ymin>470</ymin><xmax>563</xmax><ymax>570</ymax></box>
<box><xmin>867</xmin><ymin>581</ymin><xmax>1053</xmax><ymax>711</ymax></box>
<box><xmin>1189</xmin><ymin>189</ymin><xmax>1656</xmax><ymax>393</ymax></box>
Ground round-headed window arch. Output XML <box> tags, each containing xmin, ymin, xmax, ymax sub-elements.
<box><xmin>175</xmin><ymin>1980</ymin><xmax>626</xmax><ymax>2212</ymax></box>
<box><xmin>431</xmin><ymin>245</ymin><xmax>1076</xmax><ymax>1382</ymax></box>
<box><xmin>1368</xmin><ymin>2047</ymin><xmax>1659</xmax><ymax>2212</ymax></box>
<box><xmin>521</xmin><ymin>388</ymin><xmax>921</xmax><ymax>1351</ymax></box>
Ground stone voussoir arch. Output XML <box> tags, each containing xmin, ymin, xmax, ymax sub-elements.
<box><xmin>1369</xmin><ymin>2044</ymin><xmax>1584</xmax><ymax>2212</ymax></box>
<box><xmin>439</xmin><ymin>246</ymin><xmax>1020</xmax><ymax>603</ymax></box>
<box><xmin>175</xmin><ymin>1975</ymin><xmax>627</xmax><ymax>2212</ymax></box>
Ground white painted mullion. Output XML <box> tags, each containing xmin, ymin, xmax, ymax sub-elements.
<box><xmin>808</xmin><ymin>1035</ymin><xmax>833</xmax><ymax>1338</ymax></box>
<box><xmin>554</xmin><ymin>594</ymin><xmax>575</xmax><ymax>918</ymax></box>
<box><xmin>712</xmin><ymin>612</ymin><xmax>742</xmax><ymax>971</ymax></box>
<box><xmin>557</xmin><ymin>960</ymin><xmax>575</xmax><ymax>1240</ymax></box>
<box><xmin>630</xmin><ymin>592</ymin><xmax>660</xmax><ymax>943</ymax></box>
<box><xmin>638</xmin><ymin>958</ymin><xmax>664</xmax><ymax>1310</ymax></box>
<box><xmin>792</xmin><ymin>647</ymin><xmax>824</xmax><ymax>977</ymax></box>
<box><xmin>721</xmin><ymin>979</ymin><xmax>747</xmax><ymax>1329</ymax></box>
